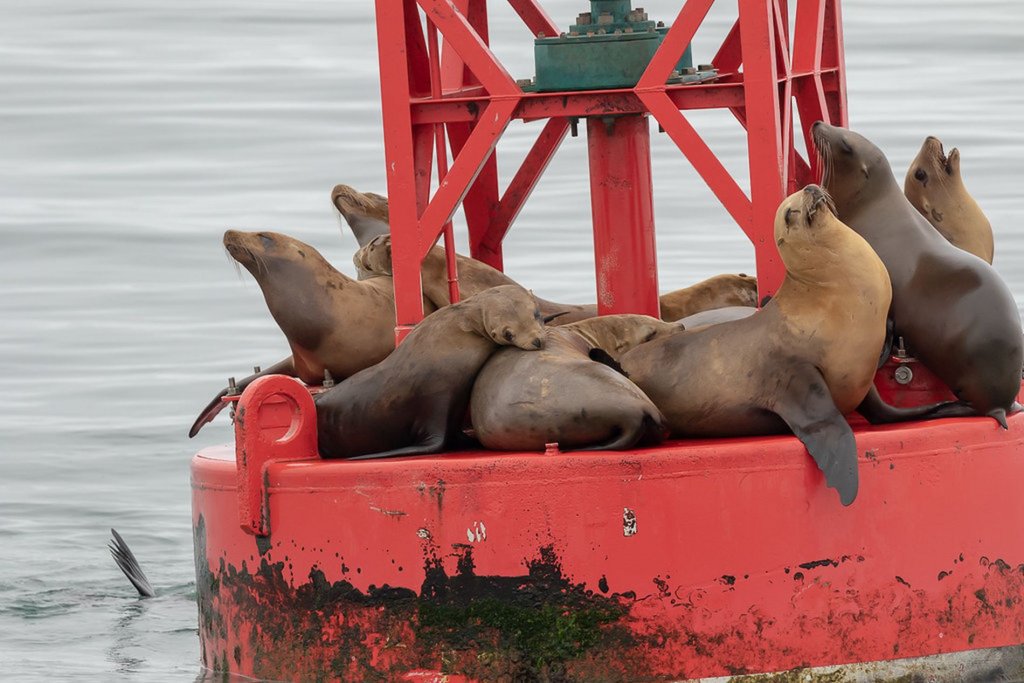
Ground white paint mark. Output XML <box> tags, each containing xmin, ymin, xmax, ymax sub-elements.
<box><xmin>417</xmin><ymin>528</ymin><xmax>431</xmax><ymax>539</ymax></box>
<box><xmin>623</xmin><ymin>508</ymin><xmax>637</xmax><ymax>537</ymax></box>
<box><xmin>466</xmin><ymin>521</ymin><xmax>487</xmax><ymax>543</ymax></box>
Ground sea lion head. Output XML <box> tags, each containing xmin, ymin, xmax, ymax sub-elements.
<box><xmin>354</xmin><ymin>234</ymin><xmax>394</xmax><ymax>276</ymax></box>
<box><xmin>566</xmin><ymin>315</ymin><xmax>684</xmax><ymax>361</ymax></box>
<box><xmin>473</xmin><ymin>285</ymin><xmax>545</xmax><ymax>351</ymax></box>
<box><xmin>332</xmin><ymin>184</ymin><xmax>390</xmax><ymax>248</ymax></box>
<box><xmin>812</xmin><ymin>122</ymin><xmax>894</xmax><ymax>211</ymax></box>
<box><xmin>224</xmin><ymin>230</ymin><xmax>330</xmax><ymax>281</ymax></box>
<box><xmin>904</xmin><ymin>136</ymin><xmax>961</xmax><ymax>224</ymax></box>
<box><xmin>774</xmin><ymin>184</ymin><xmax>842</xmax><ymax>268</ymax></box>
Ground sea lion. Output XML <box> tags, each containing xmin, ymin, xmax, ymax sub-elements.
<box><xmin>331</xmin><ymin>184</ymin><xmax>390</xmax><ymax>249</ymax></box>
<box><xmin>621</xmin><ymin>186</ymin><xmax>893</xmax><ymax>506</ymax></box>
<box><xmin>354</xmin><ymin>234</ymin><xmax>598</xmax><ymax>323</ymax></box>
<box><xmin>814</xmin><ymin>122</ymin><xmax>1021</xmax><ymax>426</ymax></box>
<box><xmin>470</xmin><ymin>315</ymin><xmax>679</xmax><ymax>451</ymax></box>
<box><xmin>188</xmin><ymin>230</ymin><xmax>435</xmax><ymax>437</ymax></box>
<box><xmin>903</xmin><ymin>136</ymin><xmax>994</xmax><ymax>264</ymax></box>
<box><xmin>658</xmin><ymin>273</ymin><xmax>758</xmax><ymax>321</ymax></box>
<box><xmin>356</xmin><ymin>234</ymin><xmax>758</xmax><ymax>324</ymax></box>
<box><xmin>316</xmin><ymin>285</ymin><xmax>546</xmax><ymax>459</ymax></box>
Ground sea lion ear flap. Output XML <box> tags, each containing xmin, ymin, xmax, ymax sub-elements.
<box><xmin>771</xmin><ymin>364</ymin><xmax>859</xmax><ymax>506</ymax></box>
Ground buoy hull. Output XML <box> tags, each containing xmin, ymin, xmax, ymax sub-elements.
<box><xmin>192</xmin><ymin>403</ymin><xmax>1024</xmax><ymax>682</ymax></box>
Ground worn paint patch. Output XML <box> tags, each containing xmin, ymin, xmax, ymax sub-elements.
<box><xmin>196</xmin><ymin>522</ymin><xmax>641</xmax><ymax>682</ymax></box>
<box><xmin>623</xmin><ymin>508</ymin><xmax>637</xmax><ymax>536</ymax></box>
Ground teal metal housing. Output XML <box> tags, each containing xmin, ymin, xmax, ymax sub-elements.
<box><xmin>532</xmin><ymin>1</ymin><xmax>702</xmax><ymax>92</ymax></box>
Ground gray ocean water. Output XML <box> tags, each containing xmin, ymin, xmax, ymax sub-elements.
<box><xmin>2</xmin><ymin>0</ymin><xmax>1023</xmax><ymax>680</ymax></box>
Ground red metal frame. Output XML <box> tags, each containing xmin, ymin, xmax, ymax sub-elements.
<box><xmin>376</xmin><ymin>0</ymin><xmax>848</xmax><ymax>338</ymax></box>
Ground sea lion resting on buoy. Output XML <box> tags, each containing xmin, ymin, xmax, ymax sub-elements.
<box><xmin>354</xmin><ymin>234</ymin><xmax>598</xmax><ymax>323</ymax></box>
<box><xmin>471</xmin><ymin>315</ymin><xmax>679</xmax><ymax>451</ymax></box>
<box><xmin>331</xmin><ymin>184</ymin><xmax>390</xmax><ymax>249</ymax></box>
<box><xmin>814</xmin><ymin>122</ymin><xmax>1021</xmax><ymax>426</ymax></box>
<box><xmin>355</xmin><ymin>234</ymin><xmax>757</xmax><ymax>324</ymax></box>
<box><xmin>188</xmin><ymin>230</ymin><xmax>435</xmax><ymax>437</ymax></box>
<box><xmin>621</xmin><ymin>186</ymin><xmax>893</xmax><ymax>506</ymax></box>
<box><xmin>904</xmin><ymin>136</ymin><xmax>994</xmax><ymax>264</ymax></box>
<box><xmin>316</xmin><ymin>285</ymin><xmax>545</xmax><ymax>459</ymax></box>
<box><xmin>658</xmin><ymin>273</ymin><xmax>757</xmax><ymax>321</ymax></box>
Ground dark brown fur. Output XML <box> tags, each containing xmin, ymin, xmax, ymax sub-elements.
<box><xmin>316</xmin><ymin>285</ymin><xmax>545</xmax><ymax>459</ymax></box>
<box><xmin>814</xmin><ymin>122</ymin><xmax>1021</xmax><ymax>426</ymax></box>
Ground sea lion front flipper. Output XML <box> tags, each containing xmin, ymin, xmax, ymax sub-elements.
<box><xmin>770</xmin><ymin>365</ymin><xmax>858</xmax><ymax>506</ymax></box>
<box><xmin>188</xmin><ymin>357</ymin><xmax>296</xmax><ymax>437</ymax></box>
<box><xmin>345</xmin><ymin>433</ymin><xmax>446</xmax><ymax>460</ymax></box>
<box><xmin>588</xmin><ymin>347</ymin><xmax>627</xmax><ymax>376</ymax></box>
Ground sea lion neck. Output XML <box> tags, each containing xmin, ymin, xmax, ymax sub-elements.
<box><xmin>256</xmin><ymin>258</ymin><xmax>340</xmax><ymax>351</ymax></box>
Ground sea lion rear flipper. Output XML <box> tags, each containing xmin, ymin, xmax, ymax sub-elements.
<box><xmin>856</xmin><ymin>385</ymin><xmax>969</xmax><ymax>424</ymax></box>
<box><xmin>108</xmin><ymin>529</ymin><xmax>155</xmax><ymax>598</ymax></box>
<box><xmin>771</xmin><ymin>366</ymin><xmax>858</xmax><ymax>506</ymax></box>
<box><xmin>188</xmin><ymin>357</ymin><xmax>296</xmax><ymax>437</ymax></box>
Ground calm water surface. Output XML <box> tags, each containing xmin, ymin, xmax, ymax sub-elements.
<box><xmin>2</xmin><ymin>1</ymin><xmax>1023</xmax><ymax>679</ymax></box>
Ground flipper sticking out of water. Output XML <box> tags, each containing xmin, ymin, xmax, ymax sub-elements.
<box><xmin>109</xmin><ymin>529</ymin><xmax>155</xmax><ymax>598</ymax></box>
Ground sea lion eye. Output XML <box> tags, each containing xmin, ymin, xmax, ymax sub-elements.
<box><xmin>914</xmin><ymin>169</ymin><xmax>927</xmax><ymax>182</ymax></box>
<box><xmin>785</xmin><ymin>208</ymin><xmax>799</xmax><ymax>224</ymax></box>
<box><xmin>259</xmin><ymin>234</ymin><xmax>273</xmax><ymax>248</ymax></box>
<box><xmin>503</xmin><ymin>329</ymin><xmax>514</xmax><ymax>342</ymax></box>
<box><xmin>840</xmin><ymin>140</ymin><xmax>853</xmax><ymax>154</ymax></box>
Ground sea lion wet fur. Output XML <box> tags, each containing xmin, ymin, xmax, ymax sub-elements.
<box><xmin>814</xmin><ymin>122</ymin><xmax>1021</xmax><ymax>427</ymax></box>
<box><xmin>316</xmin><ymin>285</ymin><xmax>546</xmax><ymax>459</ymax></box>
<box><xmin>904</xmin><ymin>136</ymin><xmax>994</xmax><ymax>264</ymax></box>
<box><xmin>621</xmin><ymin>185</ymin><xmax>893</xmax><ymax>506</ymax></box>
<box><xmin>470</xmin><ymin>315</ymin><xmax>679</xmax><ymax>451</ymax></box>
<box><xmin>189</xmin><ymin>230</ymin><xmax>434</xmax><ymax>437</ymax></box>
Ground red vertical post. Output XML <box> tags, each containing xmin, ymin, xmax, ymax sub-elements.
<box><xmin>739</xmin><ymin>0</ymin><xmax>788</xmax><ymax>298</ymax></box>
<box><xmin>376</xmin><ymin>0</ymin><xmax>432</xmax><ymax>343</ymax></box>
<box><xmin>586</xmin><ymin>114</ymin><xmax>659</xmax><ymax>318</ymax></box>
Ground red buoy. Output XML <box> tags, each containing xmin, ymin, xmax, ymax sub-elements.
<box><xmin>191</xmin><ymin>0</ymin><xmax>1024</xmax><ymax>679</ymax></box>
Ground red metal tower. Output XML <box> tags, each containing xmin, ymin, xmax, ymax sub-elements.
<box><xmin>375</xmin><ymin>0</ymin><xmax>848</xmax><ymax>338</ymax></box>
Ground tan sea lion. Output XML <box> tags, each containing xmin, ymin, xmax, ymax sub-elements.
<box><xmin>188</xmin><ymin>230</ymin><xmax>435</xmax><ymax>437</ymax></box>
<box><xmin>356</xmin><ymin>234</ymin><xmax>758</xmax><ymax>324</ymax></box>
<box><xmin>814</xmin><ymin>122</ymin><xmax>1021</xmax><ymax>426</ymax></box>
<box><xmin>470</xmin><ymin>315</ymin><xmax>679</xmax><ymax>451</ymax></box>
<box><xmin>658</xmin><ymin>273</ymin><xmax>758</xmax><ymax>321</ymax></box>
<box><xmin>621</xmin><ymin>186</ymin><xmax>893</xmax><ymax>506</ymax></box>
<box><xmin>331</xmin><ymin>184</ymin><xmax>390</xmax><ymax>249</ymax></box>
<box><xmin>354</xmin><ymin>234</ymin><xmax>597</xmax><ymax>323</ymax></box>
<box><xmin>316</xmin><ymin>285</ymin><xmax>545</xmax><ymax>459</ymax></box>
<box><xmin>903</xmin><ymin>137</ymin><xmax>994</xmax><ymax>264</ymax></box>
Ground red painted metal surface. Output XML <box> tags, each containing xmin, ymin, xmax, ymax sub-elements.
<box><xmin>587</xmin><ymin>114</ymin><xmax>659</xmax><ymax>317</ymax></box>
<box><xmin>192</xmin><ymin>376</ymin><xmax>1024</xmax><ymax>681</ymax></box>
<box><xmin>377</xmin><ymin>0</ymin><xmax>849</xmax><ymax>335</ymax></box>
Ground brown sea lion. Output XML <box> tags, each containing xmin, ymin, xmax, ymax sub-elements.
<box><xmin>316</xmin><ymin>285</ymin><xmax>545</xmax><ymax>459</ymax></box>
<box><xmin>814</xmin><ymin>122</ymin><xmax>1021</xmax><ymax>427</ymax></box>
<box><xmin>621</xmin><ymin>186</ymin><xmax>893</xmax><ymax>505</ymax></box>
<box><xmin>356</xmin><ymin>234</ymin><xmax>758</xmax><ymax>324</ymax></box>
<box><xmin>470</xmin><ymin>315</ymin><xmax>679</xmax><ymax>451</ymax></box>
<box><xmin>354</xmin><ymin>234</ymin><xmax>597</xmax><ymax>323</ymax></box>
<box><xmin>658</xmin><ymin>273</ymin><xmax>758</xmax><ymax>321</ymax></box>
<box><xmin>188</xmin><ymin>230</ymin><xmax>435</xmax><ymax>437</ymax></box>
<box><xmin>331</xmin><ymin>184</ymin><xmax>390</xmax><ymax>249</ymax></box>
<box><xmin>903</xmin><ymin>136</ymin><xmax>994</xmax><ymax>264</ymax></box>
